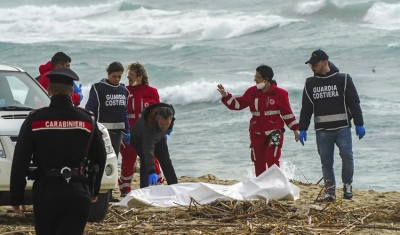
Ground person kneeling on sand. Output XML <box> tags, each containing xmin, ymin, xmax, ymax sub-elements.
<box><xmin>118</xmin><ymin>62</ymin><xmax>166</xmax><ymax>197</ymax></box>
<box><xmin>130</xmin><ymin>102</ymin><xmax>178</xmax><ymax>188</ymax></box>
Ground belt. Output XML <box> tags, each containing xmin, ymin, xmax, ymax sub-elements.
<box><xmin>43</xmin><ymin>167</ymin><xmax>84</xmax><ymax>183</ymax></box>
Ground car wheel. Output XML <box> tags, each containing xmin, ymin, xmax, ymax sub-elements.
<box><xmin>87</xmin><ymin>190</ymin><xmax>110</xmax><ymax>222</ymax></box>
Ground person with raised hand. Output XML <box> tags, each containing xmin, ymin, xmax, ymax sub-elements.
<box><xmin>218</xmin><ymin>64</ymin><xmax>299</xmax><ymax>177</ymax></box>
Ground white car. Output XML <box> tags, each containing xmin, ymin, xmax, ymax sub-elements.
<box><xmin>0</xmin><ymin>64</ymin><xmax>118</xmax><ymax>222</ymax></box>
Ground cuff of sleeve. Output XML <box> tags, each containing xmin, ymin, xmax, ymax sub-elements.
<box><xmin>354</xmin><ymin>121</ymin><xmax>364</xmax><ymax>126</ymax></box>
<box><xmin>221</xmin><ymin>93</ymin><xmax>232</xmax><ymax>101</ymax></box>
<box><xmin>148</xmin><ymin>169</ymin><xmax>156</xmax><ymax>174</ymax></box>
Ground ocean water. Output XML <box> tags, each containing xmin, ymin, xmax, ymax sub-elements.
<box><xmin>1</xmin><ymin>0</ymin><xmax>399</xmax><ymax>191</ymax></box>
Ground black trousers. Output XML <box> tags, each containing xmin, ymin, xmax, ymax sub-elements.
<box><xmin>33</xmin><ymin>196</ymin><xmax>91</xmax><ymax>235</ymax></box>
<box><xmin>132</xmin><ymin>138</ymin><xmax>178</xmax><ymax>188</ymax></box>
<box><xmin>109</xmin><ymin>130</ymin><xmax>122</xmax><ymax>158</ymax></box>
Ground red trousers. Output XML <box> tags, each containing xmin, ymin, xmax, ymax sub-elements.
<box><xmin>118</xmin><ymin>142</ymin><xmax>164</xmax><ymax>193</ymax></box>
<box><xmin>249</xmin><ymin>131</ymin><xmax>284</xmax><ymax>177</ymax></box>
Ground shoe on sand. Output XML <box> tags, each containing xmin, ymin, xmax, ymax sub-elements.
<box><xmin>316</xmin><ymin>194</ymin><xmax>335</xmax><ymax>203</ymax></box>
<box><xmin>343</xmin><ymin>183</ymin><xmax>353</xmax><ymax>199</ymax></box>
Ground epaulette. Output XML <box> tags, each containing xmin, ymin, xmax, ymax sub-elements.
<box><xmin>76</xmin><ymin>107</ymin><xmax>95</xmax><ymax>116</ymax></box>
<box><xmin>29</xmin><ymin>107</ymin><xmax>47</xmax><ymax>115</ymax></box>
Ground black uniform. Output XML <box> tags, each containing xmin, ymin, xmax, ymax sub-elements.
<box><xmin>130</xmin><ymin>102</ymin><xmax>178</xmax><ymax>188</ymax></box>
<box><xmin>9</xmin><ymin>68</ymin><xmax>107</xmax><ymax>235</ymax></box>
<box><xmin>299</xmin><ymin>62</ymin><xmax>364</xmax><ymax>131</ymax></box>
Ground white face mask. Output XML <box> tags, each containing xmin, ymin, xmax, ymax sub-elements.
<box><xmin>256</xmin><ymin>82</ymin><xmax>265</xmax><ymax>90</ymax></box>
<box><xmin>131</xmin><ymin>81</ymin><xmax>138</xmax><ymax>86</ymax></box>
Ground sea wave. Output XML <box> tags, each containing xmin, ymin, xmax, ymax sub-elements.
<box><xmin>363</xmin><ymin>2</ymin><xmax>400</xmax><ymax>30</ymax></box>
<box><xmin>0</xmin><ymin>1</ymin><xmax>302</xmax><ymax>43</ymax></box>
<box><xmin>158</xmin><ymin>80</ymin><xmax>303</xmax><ymax>105</ymax></box>
<box><xmin>295</xmin><ymin>0</ymin><xmax>375</xmax><ymax>18</ymax></box>
<box><xmin>78</xmin><ymin>79</ymin><xmax>303</xmax><ymax>107</ymax></box>
<box><xmin>294</xmin><ymin>0</ymin><xmax>400</xmax><ymax>30</ymax></box>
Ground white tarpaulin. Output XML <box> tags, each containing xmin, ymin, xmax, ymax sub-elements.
<box><xmin>117</xmin><ymin>165</ymin><xmax>301</xmax><ymax>208</ymax></box>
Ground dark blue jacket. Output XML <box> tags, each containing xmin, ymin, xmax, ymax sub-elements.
<box><xmin>299</xmin><ymin>62</ymin><xmax>364</xmax><ymax>131</ymax></box>
<box><xmin>85</xmin><ymin>79</ymin><xmax>130</xmax><ymax>133</ymax></box>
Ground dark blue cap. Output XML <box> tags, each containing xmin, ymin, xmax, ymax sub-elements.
<box><xmin>305</xmin><ymin>49</ymin><xmax>329</xmax><ymax>65</ymax></box>
<box><xmin>46</xmin><ymin>68</ymin><xmax>79</xmax><ymax>85</ymax></box>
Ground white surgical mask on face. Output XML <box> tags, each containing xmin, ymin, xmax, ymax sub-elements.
<box><xmin>256</xmin><ymin>82</ymin><xmax>265</xmax><ymax>89</ymax></box>
<box><xmin>131</xmin><ymin>81</ymin><xmax>138</xmax><ymax>86</ymax></box>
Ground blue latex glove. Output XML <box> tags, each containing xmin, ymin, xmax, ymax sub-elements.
<box><xmin>73</xmin><ymin>82</ymin><xmax>82</xmax><ymax>94</ymax></box>
<box><xmin>299</xmin><ymin>130</ymin><xmax>307</xmax><ymax>146</ymax></box>
<box><xmin>0</xmin><ymin>99</ymin><xmax>5</xmax><ymax>107</ymax></box>
<box><xmin>166</xmin><ymin>128</ymin><xmax>173</xmax><ymax>135</ymax></box>
<box><xmin>355</xmin><ymin>126</ymin><xmax>365</xmax><ymax>140</ymax></box>
<box><xmin>148</xmin><ymin>173</ymin><xmax>158</xmax><ymax>185</ymax></box>
<box><xmin>124</xmin><ymin>133</ymin><xmax>130</xmax><ymax>145</ymax></box>
<box><xmin>77</xmin><ymin>92</ymin><xmax>84</xmax><ymax>102</ymax></box>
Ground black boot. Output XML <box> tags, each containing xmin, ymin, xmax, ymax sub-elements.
<box><xmin>343</xmin><ymin>184</ymin><xmax>353</xmax><ymax>199</ymax></box>
<box><xmin>316</xmin><ymin>194</ymin><xmax>335</xmax><ymax>203</ymax></box>
<box><xmin>109</xmin><ymin>190</ymin><xmax>120</xmax><ymax>202</ymax></box>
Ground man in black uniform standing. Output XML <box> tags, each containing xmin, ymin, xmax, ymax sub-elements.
<box><xmin>9</xmin><ymin>68</ymin><xmax>107</xmax><ymax>235</ymax></box>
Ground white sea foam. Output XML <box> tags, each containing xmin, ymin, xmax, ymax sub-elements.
<box><xmin>363</xmin><ymin>2</ymin><xmax>400</xmax><ymax>30</ymax></box>
<box><xmin>295</xmin><ymin>0</ymin><xmax>327</xmax><ymax>15</ymax></box>
<box><xmin>0</xmin><ymin>2</ymin><xmax>302</xmax><ymax>43</ymax></box>
<box><xmin>158</xmin><ymin>80</ymin><xmax>253</xmax><ymax>105</ymax></box>
<box><xmin>170</xmin><ymin>44</ymin><xmax>187</xmax><ymax>50</ymax></box>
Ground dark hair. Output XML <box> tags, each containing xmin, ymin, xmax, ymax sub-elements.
<box><xmin>48</xmin><ymin>83</ymin><xmax>72</xmax><ymax>96</ymax></box>
<box><xmin>256</xmin><ymin>64</ymin><xmax>277</xmax><ymax>85</ymax></box>
<box><xmin>51</xmin><ymin>52</ymin><xmax>71</xmax><ymax>67</ymax></box>
<box><xmin>157</xmin><ymin>107</ymin><xmax>174</xmax><ymax>119</ymax></box>
<box><xmin>127</xmin><ymin>62</ymin><xmax>149</xmax><ymax>85</ymax></box>
<box><xmin>106</xmin><ymin>61</ymin><xmax>124</xmax><ymax>75</ymax></box>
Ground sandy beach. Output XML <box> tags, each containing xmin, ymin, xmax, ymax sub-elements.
<box><xmin>1</xmin><ymin>173</ymin><xmax>400</xmax><ymax>235</ymax></box>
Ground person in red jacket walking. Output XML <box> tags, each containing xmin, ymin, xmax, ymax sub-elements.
<box><xmin>217</xmin><ymin>64</ymin><xmax>299</xmax><ymax>177</ymax></box>
<box><xmin>118</xmin><ymin>62</ymin><xmax>166</xmax><ymax>196</ymax></box>
<box><xmin>38</xmin><ymin>52</ymin><xmax>83</xmax><ymax>107</ymax></box>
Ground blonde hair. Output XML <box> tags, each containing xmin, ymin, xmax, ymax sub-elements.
<box><xmin>127</xmin><ymin>62</ymin><xmax>149</xmax><ymax>85</ymax></box>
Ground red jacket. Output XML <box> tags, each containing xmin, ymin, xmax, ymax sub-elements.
<box><xmin>38</xmin><ymin>61</ymin><xmax>81</xmax><ymax>107</ymax></box>
<box><xmin>126</xmin><ymin>84</ymin><xmax>160</xmax><ymax>127</ymax></box>
<box><xmin>221</xmin><ymin>84</ymin><xmax>298</xmax><ymax>135</ymax></box>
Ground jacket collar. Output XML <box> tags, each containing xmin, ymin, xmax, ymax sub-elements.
<box><xmin>49</xmin><ymin>94</ymin><xmax>74</xmax><ymax>108</ymax></box>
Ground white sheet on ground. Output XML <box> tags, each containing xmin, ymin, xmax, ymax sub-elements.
<box><xmin>117</xmin><ymin>165</ymin><xmax>301</xmax><ymax>208</ymax></box>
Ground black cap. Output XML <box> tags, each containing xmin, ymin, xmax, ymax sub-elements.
<box><xmin>305</xmin><ymin>49</ymin><xmax>329</xmax><ymax>65</ymax></box>
<box><xmin>46</xmin><ymin>68</ymin><xmax>79</xmax><ymax>85</ymax></box>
